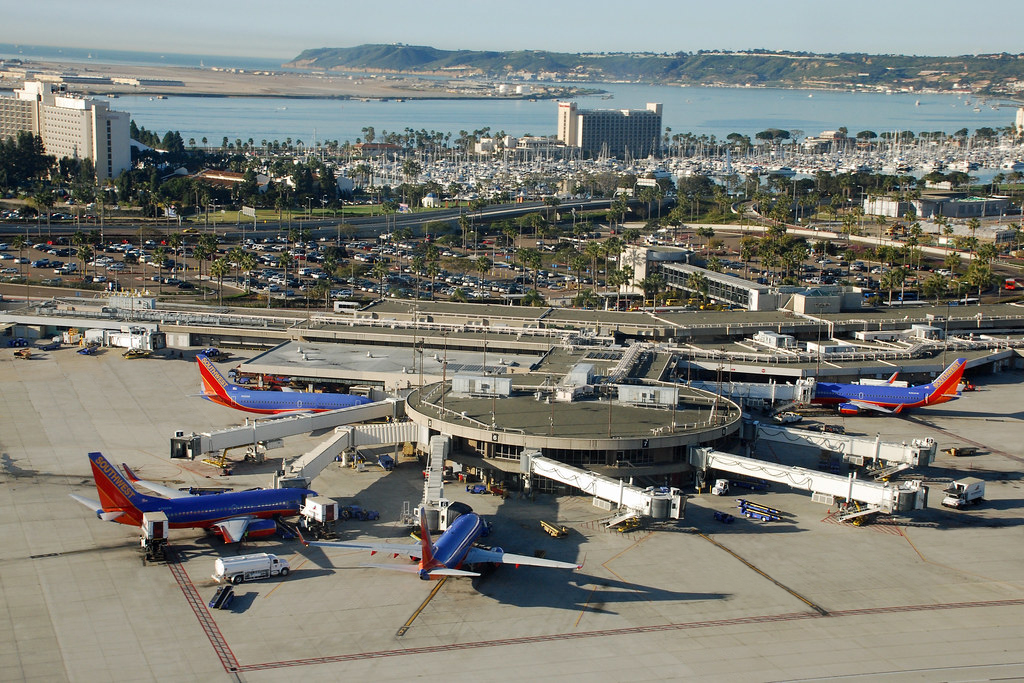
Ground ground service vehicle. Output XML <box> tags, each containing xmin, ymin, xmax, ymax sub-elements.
<box><xmin>213</xmin><ymin>553</ymin><xmax>290</xmax><ymax>584</ymax></box>
<box><xmin>942</xmin><ymin>478</ymin><xmax>985</xmax><ymax>509</ymax></box>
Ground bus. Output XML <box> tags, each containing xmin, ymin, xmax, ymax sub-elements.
<box><xmin>1006</xmin><ymin>278</ymin><xmax>1017</xmax><ymax>291</ymax></box>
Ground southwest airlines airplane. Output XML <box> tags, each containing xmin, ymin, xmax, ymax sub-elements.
<box><xmin>812</xmin><ymin>358</ymin><xmax>967</xmax><ymax>415</ymax></box>
<box><xmin>197</xmin><ymin>353</ymin><xmax>370</xmax><ymax>414</ymax></box>
<box><xmin>70</xmin><ymin>452</ymin><xmax>315</xmax><ymax>542</ymax></box>
<box><xmin>306</xmin><ymin>507</ymin><xmax>582</xmax><ymax>580</ymax></box>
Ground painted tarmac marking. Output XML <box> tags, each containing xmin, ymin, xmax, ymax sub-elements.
<box><xmin>698</xmin><ymin>533</ymin><xmax>830</xmax><ymax>616</ymax></box>
<box><xmin>264</xmin><ymin>555</ymin><xmax>310</xmax><ymax>600</ymax></box>
<box><xmin>576</xmin><ymin>531</ymin><xmax>654</xmax><ymax>628</ymax></box>
<box><xmin>905</xmin><ymin>415</ymin><xmax>1024</xmax><ymax>464</ymax></box>
<box><xmin>165</xmin><ymin>548</ymin><xmax>240</xmax><ymax>672</ymax></box>
<box><xmin>396</xmin><ymin>576</ymin><xmax>447</xmax><ymax>637</ymax></box>
<box><xmin>231</xmin><ymin>598</ymin><xmax>1024</xmax><ymax>672</ymax></box>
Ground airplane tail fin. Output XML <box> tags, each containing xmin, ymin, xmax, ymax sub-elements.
<box><xmin>926</xmin><ymin>358</ymin><xmax>967</xmax><ymax>404</ymax></box>
<box><xmin>196</xmin><ymin>354</ymin><xmax>231</xmax><ymax>401</ymax></box>
<box><xmin>87</xmin><ymin>452</ymin><xmax>147</xmax><ymax>523</ymax></box>
<box><xmin>417</xmin><ymin>507</ymin><xmax>444</xmax><ymax>580</ymax></box>
<box><xmin>885</xmin><ymin>371</ymin><xmax>900</xmax><ymax>384</ymax></box>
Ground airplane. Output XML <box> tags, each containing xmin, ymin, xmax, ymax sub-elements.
<box><xmin>197</xmin><ymin>353</ymin><xmax>371</xmax><ymax>415</ymax></box>
<box><xmin>70</xmin><ymin>452</ymin><xmax>316</xmax><ymax>542</ymax></box>
<box><xmin>812</xmin><ymin>357</ymin><xmax>967</xmax><ymax>415</ymax></box>
<box><xmin>304</xmin><ymin>507</ymin><xmax>582</xmax><ymax>580</ymax></box>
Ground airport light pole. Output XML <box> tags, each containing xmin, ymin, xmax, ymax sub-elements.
<box><xmin>942</xmin><ymin>301</ymin><xmax>951</xmax><ymax>367</ymax></box>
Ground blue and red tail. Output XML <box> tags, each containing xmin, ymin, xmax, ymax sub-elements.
<box><xmin>924</xmin><ymin>358</ymin><xmax>966</xmax><ymax>405</ymax></box>
<box><xmin>417</xmin><ymin>508</ymin><xmax>444</xmax><ymax>580</ymax></box>
<box><xmin>197</xmin><ymin>354</ymin><xmax>234</xmax><ymax>407</ymax></box>
<box><xmin>88</xmin><ymin>452</ymin><xmax>152</xmax><ymax>525</ymax></box>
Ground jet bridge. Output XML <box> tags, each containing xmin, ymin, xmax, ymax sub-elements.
<box><xmin>689</xmin><ymin>447</ymin><xmax>926</xmax><ymax>514</ymax></box>
<box><xmin>523</xmin><ymin>451</ymin><xmax>685</xmax><ymax>521</ymax></box>
<box><xmin>754</xmin><ymin>423</ymin><xmax>936</xmax><ymax>468</ymax></box>
<box><xmin>169</xmin><ymin>399</ymin><xmax>402</xmax><ymax>460</ymax></box>
<box><xmin>688</xmin><ymin>378</ymin><xmax>816</xmax><ymax>411</ymax></box>
<box><xmin>284</xmin><ymin>420</ymin><xmax>418</xmax><ymax>485</ymax></box>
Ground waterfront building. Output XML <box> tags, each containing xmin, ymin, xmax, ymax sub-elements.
<box><xmin>863</xmin><ymin>193</ymin><xmax>1010</xmax><ymax>219</ymax></box>
<box><xmin>0</xmin><ymin>81</ymin><xmax>130</xmax><ymax>182</ymax></box>
<box><xmin>557</xmin><ymin>101</ymin><xmax>662</xmax><ymax>159</ymax></box>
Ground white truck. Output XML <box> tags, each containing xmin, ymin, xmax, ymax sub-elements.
<box><xmin>213</xmin><ymin>553</ymin><xmax>290</xmax><ymax>584</ymax></box>
<box><xmin>941</xmin><ymin>478</ymin><xmax>985</xmax><ymax>509</ymax></box>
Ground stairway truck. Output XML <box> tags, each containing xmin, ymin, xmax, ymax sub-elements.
<box><xmin>941</xmin><ymin>478</ymin><xmax>985</xmax><ymax>509</ymax></box>
<box><xmin>213</xmin><ymin>553</ymin><xmax>290</xmax><ymax>584</ymax></box>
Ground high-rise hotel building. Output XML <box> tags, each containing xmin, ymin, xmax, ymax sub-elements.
<box><xmin>557</xmin><ymin>101</ymin><xmax>662</xmax><ymax>159</ymax></box>
<box><xmin>0</xmin><ymin>81</ymin><xmax>131</xmax><ymax>182</ymax></box>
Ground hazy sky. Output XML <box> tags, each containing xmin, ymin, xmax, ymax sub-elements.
<box><xmin>8</xmin><ymin>0</ymin><xmax>1022</xmax><ymax>60</ymax></box>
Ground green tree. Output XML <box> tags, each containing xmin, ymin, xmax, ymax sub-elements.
<box><xmin>687</xmin><ymin>271</ymin><xmax>710</xmax><ymax>305</ymax></box>
<box><xmin>922</xmin><ymin>273</ymin><xmax>948</xmax><ymax>303</ymax></box>
<box><xmin>639</xmin><ymin>272</ymin><xmax>665</xmax><ymax>306</ymax></box>
<box><xmin>965</xmin><ymin>260</ymin><xmax>994</xmax><ymax>302</ymax></box>
<box><xmin>880</xmin><ymin>267</ymin><xmax>906</xmax><ymax>304</ymax></box>
<box><xmin>77</xmin><ymin>244</ymin><xmax>93</xmax><ymax>280</ymax></box>
<box><xmin>153</xmin><ymin>246</ymin><xmax>168</xmax><ymax>293</ymax></box>
<box><xmin>474</xmin><ymin>256</ymin><xmax>492</xmax><ymax>297</ymax></box>
<box><xmin>210</xmin><ymin>257</ymin><xmax>229</xmax><ymax>305</ymax></box>
<box><xmin>370</xmin><ymin>258</ymin><xmax>389</xmax><ymax>299</ymax></box>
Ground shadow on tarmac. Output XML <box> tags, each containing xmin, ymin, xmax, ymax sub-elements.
<box><xmin>475</xmin><ymin>572</ymin><xmax>729</xmax><ymax>613</ymax></box>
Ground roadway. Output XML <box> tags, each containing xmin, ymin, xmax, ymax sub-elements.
<box><xmin>0</xmin><ymin>198</ymin><xmax>621</xmax><ymax>242</ymax></box>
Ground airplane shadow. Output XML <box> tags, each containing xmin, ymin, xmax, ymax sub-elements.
<box><xmin>475</xmin><ymin>572</ymin><xmax>729</xmax><ymax>614</ymax></box>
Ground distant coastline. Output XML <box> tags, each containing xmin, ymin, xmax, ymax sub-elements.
<box><xmin>0</xmin><ymin>54</ymin><xmax>601</xmax><ymax>102</ymax></box>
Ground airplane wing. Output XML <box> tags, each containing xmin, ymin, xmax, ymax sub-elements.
<box><xmin>360</xmin><ymin>563</ymin><xmax>480</xmax><ymax>577</ymax></box>
<box><xmin>848</xmin><ymin>400</ymin><xmax>897</xmax><ymax>414</ymax></box>
<box><xmin>307</xmin><ymin>539</ymin><xmax>422</xmax><ymax>557</ymax></box>
<box><xmin>69</xmin><ymin>494</ymin><xmax>125</xmax><ymax>521</ymax></box>
<box><xmin>121</xmin><ymin>463</ymin><xmax>192</xmax><ymax>499</ymax></box>
<box><xmin>464</xmin><ymin>546</ymin><xmax>582</xmax><ymax>570</ymax></box>
<box><xmin>213</xmin><ymin>517</ymin><xmax>254</xmax><ymax>543</ymax></box>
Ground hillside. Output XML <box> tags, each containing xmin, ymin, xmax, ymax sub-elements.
<box><xmin>285</xmin><ymin>44</ymin><xmax>1024</xmax><ymax>95</ymax></box>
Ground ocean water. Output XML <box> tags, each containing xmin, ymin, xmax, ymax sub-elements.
<box><xmin>0</xmin><ymin>42</ymin><xmax>284</xmax><ymax>71</ymax></box>
<box><xmin>115</xmin><ymin>85</ymin><xmax>1018</xmax><ymax>151</ymax></box>
<box><xmin>2</xmin><ymin>44</ymin><xmax>1019</xmax><ymax>148</ymax></box>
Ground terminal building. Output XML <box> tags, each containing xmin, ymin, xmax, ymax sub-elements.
<box><xmin>0</xmin><ymin>81</ymin><xmax>131</xmax><ymax>182</ymax></box>
<box><xmin>557</xmin><ymin>101</ymin><xmax>662</xmax><ymax>159</ymax></box>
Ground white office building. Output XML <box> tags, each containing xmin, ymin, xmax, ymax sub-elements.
<box><xmin>0</xmin><ymin>81</ymin><xmax>131</xmax><ymax>182</ymax></box>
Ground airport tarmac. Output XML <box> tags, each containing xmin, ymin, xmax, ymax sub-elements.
<box><xmin>2</xmin><ymin>348</ymin><xmax>1024</xmax><ymax>681</ymax></box>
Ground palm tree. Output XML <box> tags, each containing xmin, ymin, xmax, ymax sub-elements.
<box><xmin>639</xmin><ymin>273</ymin><xmax>665</xmax><ymax>307</ymax></box>
<box><xmin>474</xmin><ymin>256</ymin><xmax>492</xmax><ymax>298</ymax></box>
<box><xmin>210</xmin><ymin>257</ymin><xmax>229</xmax><ymax>304</ymax></box>
<box><xmin>881</xmin><ymin>268</ymin><xmax>905</xmax><ymax>304</ymax></box>
<box><xmin>12</xmin><ymin>234</ymin><xmax>27</xmax><ymax>281</ymax></box>
<box><xmin>370</xmin><ymin>259</ymin><xmax>389</xmax><ymax>299</ymax></box>
<box><xmin>966</xmin><ymin>260</ymin><xmax>994</xmax><ymax>303</ymax></box>
<box><xmin>945</xmin><ymin>251</ymin><xmax>962</xmax><ymax>276</ymax></box>
<box><xmin>966</xmin><ymin>218</ymin><xmax>980</xmax><ymax>257</ymax></box>
<box><xmin>279</xmin><ymin>251</ymin><xmax>293</xmax><ymax>292</ymax></box>
<box><xmin>922</xmin><ymin>273</ymin><xmax>948</xmax><ymax>303</ymax></box>
<box><xmin>240</xmin><ymin>252</ymin><xmax>257</xmax><ymax>293</ymax></box>
<box><xmin>687</xmin><ymin>271</ymin><xmax>710</xmax><ymax>305</ymax></box>
<box><xmin>153</xmin><ymin>246</ymin><xmax>167</xmax><ymax>293</ymax></box>
<box><xmin>426</xmin><ymin>262</ymin><xmax>440</xmax><ymax>301</ymax></box>
<box><xmin>310</xmin><ymin>280</ymin><xmax>330</xmax><ymax>312</ymax></box>
<box><xmin>570</xmin><ymin>253</ymin><xmax>588</xmax><ymax>296</ymax></box>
